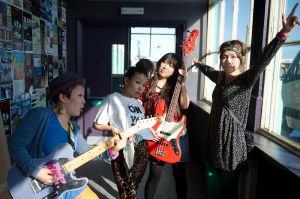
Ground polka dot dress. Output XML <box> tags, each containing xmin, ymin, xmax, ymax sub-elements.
<box><xmin>199</xmin><ymin>35</ymin><xmax>285</xmax><ymax>171</ymax></box>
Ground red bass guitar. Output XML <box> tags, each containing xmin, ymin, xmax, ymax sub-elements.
<box><xmin>147</xmin><ymin>30</ymin><xmax>200</xmax><ymax>163</ymax></box>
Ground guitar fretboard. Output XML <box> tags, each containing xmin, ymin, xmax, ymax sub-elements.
<box><xmin>165</xmin><ymin>75</ymin><xmax>183</xmax><ymax>122</ymax></box>
<box><xmin>63</xmin><ymin>120</ymin><xmax>151</xmax><ymax>173</ymax></box>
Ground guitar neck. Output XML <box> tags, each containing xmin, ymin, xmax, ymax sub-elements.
<box><xmin>63</xmin><ymin>124</ymin><xmax>144</xmax><ymax>173</ymax></box>
<box><xmin>165</xmin><ymin>76</ymin><xmax>183</xmax><ymax>121</ymax></box>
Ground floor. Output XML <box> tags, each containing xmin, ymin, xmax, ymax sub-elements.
<box><xmin>77</xmin><ymin>158</ymin><xmax>206</xmax><ymax>199</ymax></box>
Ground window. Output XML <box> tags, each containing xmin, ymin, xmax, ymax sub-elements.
<box><xmin>203</xmin><ymin>0</ymin><xmax>254</xmax><ymax>102</ymax></box>
<box><xmin>261</xmin><ymin>0</ymin><xmax>300</xmax><ymax>150</ymax></box>
<box><xmin>130</xmin><ymin>27</ymin><xmax>176</xmax><ymax>66</ymax></box>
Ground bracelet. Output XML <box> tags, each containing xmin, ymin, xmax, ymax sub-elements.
<box><xmin>108</xmin><ymin>147</ymin><xmax>119</xmax><ymax>160</ymax></box>
<box><xmin>278</xmin><ymin>30</ymin><xmax>288</xmax><ymax>39</ymax></box>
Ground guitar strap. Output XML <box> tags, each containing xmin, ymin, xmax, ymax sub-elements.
<box><xmin>68</xmin><ymin>121</ymin><xmax>75</xmax><ymax>150</ymax></box>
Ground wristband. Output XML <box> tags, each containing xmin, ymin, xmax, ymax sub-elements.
<box><xmin>278</xmin><ymin>30</ymin><xmax>288</xmax><ymax>39</ymax></box>
<box><xmin>108</xmin><ymin>147</ymin><xmax>119</xmax><ymax>160</ymax></box>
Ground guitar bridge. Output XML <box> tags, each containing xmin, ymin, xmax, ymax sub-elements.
<box><xmin>29</xmin><ymin>179</ymin><xmax>48</xmax><ymax>194</ymax></box>
<box><xmin>155</xmin><ymin>149</ymin><xmax>165</xmax><ymax>156</ymax></box>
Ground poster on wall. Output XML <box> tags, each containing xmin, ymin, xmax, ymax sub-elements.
<box><xmin>0</xmin><ymin>2</ymin><xmax>13</xmax><ymax>51</ymax></box>
<box><xmin>52</xmin><ymin>55</ymin><xmax>59</xmax><ymax>78</ymax></box>
<box><xmin>12</xmin><ymin>50</ymin><xmax>24</xmax><ymax>95</ymax></box>
<box><xmin>31</xmin><ymin>88</ymin><xmax>46</xmax><ymax>108</ymax></box>
<box><xmin>0</xmin><ymin>99</ymin><xmax>11</xmax><ymax>140</ymax></box>
<box><xmin>47</xmin><ymin>55</ymin><xmax>53</xmax><ymax>85</ymax></box>
<box><xmin>23</xmin><ymin>12</ymin><xmax>32</xmax><ymax>52</ymax></box>
<box><xmin>11</xmin><ymin>7</ymin><xmax>23</xmax><ymax>51</ymax></box>
<box><xmin>0</xmin><ymin>51</ymin><xmax>12</xmax><ymax>99</ymax></box>
<box><xmin>52</xmin><ymin>25</ymin><xmax>58</xmax><ymax>56</ymax></box>
<box><xmin>24</xmin><ymin>53</ymin><xmax>33</xmax><ymax>93</ymax></box>
<box><xmin>41</xmin><ymin>54</ymin><xmax>47</xmax><ymax>87</ymax></box>
<box><xmin>45</xmin><ymin>22</ymin><xmax>53</xmax><ymax>55</ymax></box>
<box><xmin>40</xmin><ymin>20</ymin><xmax>45</xmax><ymax>54</ymax></box>
<box><xmin>33</xmin><ymin>54</ymin><xmax>41</xmax><ymax>88</ymax></box>
<box><xmin>32</xmin><ymin>15</ymin><xmax>41</xmax><ymax>54</ymax></box>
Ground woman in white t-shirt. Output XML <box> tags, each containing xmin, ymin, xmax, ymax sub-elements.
<box><xmin>93</xmin><ymin>67</ymin><xmax>149</xmax><ymax>199</ymax></box>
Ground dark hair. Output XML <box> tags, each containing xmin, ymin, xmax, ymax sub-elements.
<box><xmin>123</xmin><ymin>66</ymin><xmax>148</xmax><ymax>84</ymax></box>
<box><xmin>219</xmin><ymin>40</ymin><xmax>247</xmax><ymax>70</ymax></box>
<box><xmin>145</xmin><ymin>53</ymin><xmax>183</xmax><ymax>116</ymax></box>
<box><xmin>136</xmin><ymin>58</ymin><xmax>155</xmax><ymax>78</ymax></box>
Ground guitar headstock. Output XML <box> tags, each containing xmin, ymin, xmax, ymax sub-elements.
<box><xmin>182</xmin><ymin>29</ymin><xmax>200</xmax><ymax>57</ymax></box>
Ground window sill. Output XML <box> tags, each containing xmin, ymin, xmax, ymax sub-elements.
<box><xmin>252</xmin><ymin>133</ymin><xmax>300</xmax><ymax>178</ymax></box>
<box><xmin>193</xmin><ymin>99</ymin><xmax>300</xmax><ymax>178</ymax></box>
<box><xmin>193</xmin><ymin>100</ymin><xmax>211</xmax><ymax>114</ymax></box>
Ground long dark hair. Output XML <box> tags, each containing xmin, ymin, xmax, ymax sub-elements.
<box><xmin>145</xmin><ymin>53</ymin><xmax>183</xmax><ymax>116</ymax></box>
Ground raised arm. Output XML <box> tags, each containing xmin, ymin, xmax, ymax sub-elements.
<box><xmin>246</xmin><ymin>3</ymin><xmax>299</xmax><ymax>84</ymax></box>
<box><xmin>192</xmin><ymin>58</ymin><xmax>222</xmax><ymax>84</ymax></box>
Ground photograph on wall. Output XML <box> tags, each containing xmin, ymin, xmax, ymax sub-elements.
<box><xmin>0</xmin><ymin>99</ymin><xmax>11</xmax><ymax>140</ymax></box>
<box><xmin>0</xmin><ymin>50</ymin><xmax>12</xmax><ymax>84</ymax></box>
<box><xmin>32</xmin><ymin>54</ymin><xmax>41</xmax><ymax>88</ymax></box>
<box><xmin>24</xmin><ymin>53</ymin><xmax>33</xmax><ymax>93</ymax></box>
<box><xmin>12</xmin><ymin>50</ymin><xmax>25</xmax><ymax>96</ymax></box>
<box><xmin>23</xmin><ymin>0</ymin><xmax>32</xmax><ymax>13</ymax></box>
<box><xmin>40</xmin><ymin>20</ymin><xmax>45</xmax><ymax>54</ymax></box>
<box><xmin>32</xmin><ymin>15</ymin><xmax>41</xmax><ymax>54</ymax></box>
<box><xmin>11</xmin><ymin>7</ymin><xmax>23</xmax><ymax>51</ymax></box>
<box><xmin>0</xmin><ymin>51</ymin><xmax>12</xmax><ymax>99</ymax></box>
<box><xmin>57</xmin><ymin>0</ymin><xmax>66</xmax><ymax>29</ymax></box>
<box><xmin>12</xmin><ymin>0</ymin><xmax>23</xmax><ymax>10</ymax></box>
<box><xmin>23</xmin><ymin>12</ymin><xmax>32</xmax><ymax>52</ymax></box>
<box><xmin>31</xmin><ymin>87</ymin><xmax>46</xmax><ymax>108</ymax></box>
<box><xmin>52</xmin><ymin>25</ymin><xmax>58</xmax><ymax>56</ymax></box>
<box><xmin>52</xmin><ymin>55</ymin><xmax>59</xmax><ymax>78</ymax></box>
<box><xmin>47</xmin><ymin>55</ymin><xmax>53</xmax><ymax>85</ymax></box>
<box><xmin>45</xmin><ymin>22</ymin><xmax>53</xmax><ymax>55</ymax></box>
<box><xmin>0</xmin><ymin>2</ymin><xmax>13</xmax><ymax>50</ymax></box>
<box><xmin>41</xmin><ymin>54</ymin><xmax>47</xmax><ymax>87</ymax></box>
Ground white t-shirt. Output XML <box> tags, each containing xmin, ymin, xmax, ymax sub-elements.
<box><xmin>94</xmin><ymin>92</ymin><xmax>149</xmax><ymax>168</ymax></box>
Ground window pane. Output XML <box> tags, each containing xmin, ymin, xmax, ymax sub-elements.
<box><xmin>131</xmin><ymin>27</ymin><xmax>150</xmax><ymax>34</ymax></box>
<box><xmin>111</xmin><ymin>44</ymin><xmax>124</xmax><ymax>74</ymax></box>
<box><xmin>151</xmin><ymin>27</ymin><xmax>176</xmax><ymax>34</ymax></box>
<box><xmin>130</xmin><ymin>34</ymin><xmax>150</xmax><ymax>66</ymax></box>
<box><xmin>280</xmin><ymin>47</ymin><xmax>300</xmax><ymax>145</ymax></box>
<box><xmin>223</xmin><ymin>0</ymin><xmax>233</xmax><ymax>41</ymax></box>
<box><xmin>204</xmin><ymin>53</ymin><xmax>219</xmax><ymax>102</ymax></box>
<box><xmin>236</xmin><ymin>0</ymin><xmax>251</xmax><ymax>43</ymax></box>
<box><xmin>130</xmin><ymin>27</ymin><xmax>176</xmax><ymax>66</ymax></box>
<box><xmin>150</xmin><ymin>35</ymin><xmax>176</xmax><ymax>61</ymax></box>
<box><xmin>211</xmin><ymin>0</ymin><xmax>221</xmax><ymax>51</ymax></box>
<box><xmin>285</xmin><ymin>0</ymin><xmax>300</xmax><ymax>42</ymax></box>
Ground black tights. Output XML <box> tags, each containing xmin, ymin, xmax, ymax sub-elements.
<box><xmin>144</xmin><ymin>161</ymin><xmax>187</xmax><ymax>199</ymax></box>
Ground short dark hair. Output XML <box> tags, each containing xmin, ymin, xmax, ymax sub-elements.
<box><xmin>123</xmin><ymin>66</ymin><xmax>148</xmax><ymax>84</ymax></box>
<box><xmin>136</xmin><ymin>58</ymin><xmax>155</xmax><ymax>78</ymax></box>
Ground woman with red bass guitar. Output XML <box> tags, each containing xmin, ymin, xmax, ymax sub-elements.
<box><xmin>139</xmin><ymin>52</ymin><xmax>190</xmax><ymax>199</ymax></box>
